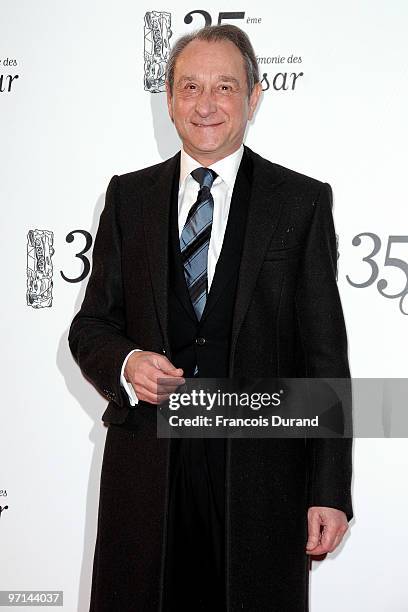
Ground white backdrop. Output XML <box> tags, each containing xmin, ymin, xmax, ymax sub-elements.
<box><xmin>1</xmin><ymin>1</ymin><xmax>408</xmax><ymax>610</ymax></box>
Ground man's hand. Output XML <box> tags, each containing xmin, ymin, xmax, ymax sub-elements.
<box><xmin>124</xmin><ymin>351</ymin><xmax>185</xmax><ymax>405</ymax></box>
<box><xmin>306</xmin><ymin>506</ymin><xmax>349</xmax><ymax>556</ymax></box>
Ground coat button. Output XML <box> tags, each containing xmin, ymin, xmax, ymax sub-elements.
<box><xmin>195</xmin><ymin>337</ymin><xmax>206</xmax><ymax>345</ymax></box>
<box><xmin>162</xmin><ymin>347</ymin><xmax>166</xmax><ymax>354</ymax></box>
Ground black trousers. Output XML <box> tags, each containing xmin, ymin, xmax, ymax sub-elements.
<box><xmin>163</xmin><ymin>437</ymin><xmax>226</xmax><ymax>611</ymax></box>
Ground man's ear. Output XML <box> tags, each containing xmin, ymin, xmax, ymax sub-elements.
<box><xmin>165</xmin><ymin>81</ymin><xmax>174</xmax><ymax>123</ymax></box>
<box><xmin>248</xmin><ymin>81</ymin><xmax>262</xmax><ymax>120</ymax></box>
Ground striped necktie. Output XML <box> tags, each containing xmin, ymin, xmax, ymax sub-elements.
<box><xmin>180</xmin><ymin>166</ymin><xmax>217</xmax><ymax>319</ymax></box>
<box><xmin>180</xmin><ymin>167</ymin><xmax>217</xmax><ymax>375</ymax></box>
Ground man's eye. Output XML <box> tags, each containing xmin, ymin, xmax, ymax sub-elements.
<box><xmin>185</xmin><ymin>84</ymin><xmax>197</xmax><ymax>90</ymax></box>
<box><xmin>219</xmin><ymin>84</ymin><xmax>232</xmax><ymax>91</ymax></box>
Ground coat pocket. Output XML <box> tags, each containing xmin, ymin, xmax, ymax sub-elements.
<box><xmin>263</xmin><ymin>243</ymin><xmax>303</xmax><ymax>261</ymax></box>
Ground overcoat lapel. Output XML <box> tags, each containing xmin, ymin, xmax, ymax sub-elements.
<box><xmin>227</xmin><ymin>147</ymin><xmax>286</xmax><ymax>373</ymax></box>
<box><xmin>141</xmin><ymin>151</ymin><xmax>180</xmax><ymax>352</ymax></box>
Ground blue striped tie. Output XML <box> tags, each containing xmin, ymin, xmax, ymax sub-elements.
<box><xmin>180</xmin><ymin>167</ymin><xmax>217</xmax><ymax>376</ymax></box>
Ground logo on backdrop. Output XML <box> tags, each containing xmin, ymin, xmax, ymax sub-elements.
<box><xmin>346</xmin><ymin>234</ymin><xmax>408</xmax><ymax>315</ymax></box>
<box><xmin>144</xmin><ymin>11</ymin><xmax>172</xmax><ymax>92</ymax></box>
<box><xmin>26</xmin><ymin>229</ymin><xmax>93</xmax><ymax>308</ymax></box>
<box><xmin>144</xmin><ymin>10</ymin><xmax>304</xmax><ymax>94</ymax></box>
<box><xmin>0</xmin><ymin>57</ymin><xmax>19</xmax><ymax>93</ymax></box>
<box><xmin>27</xmin><ymin>230</ymin><xmax>54</xmax><ymax>308</ymax></box>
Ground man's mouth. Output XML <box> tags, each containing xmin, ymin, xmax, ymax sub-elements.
<box><xmin>192</xmin><ymin>122</ymin><xmax>223</xmax><ymax>127</ymax></box>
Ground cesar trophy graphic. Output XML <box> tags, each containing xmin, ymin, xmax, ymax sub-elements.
<box><xmin>26</xmin><ymin>230</ymin><xmax>54</xmax><ymax>308</ymax></box>
<box><xmin>144</xmin><ymin>11</ymin><xmax>172</xmax><ymax>93</ymax></box>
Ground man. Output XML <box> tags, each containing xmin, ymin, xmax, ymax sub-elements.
<box><xmin>69</xmin><ymin>24</ymin><xmax>353</xmax><ymax>612</ymax></box>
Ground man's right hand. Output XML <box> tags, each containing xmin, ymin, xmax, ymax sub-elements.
<box><xmin>124</xmin><ymin>351</ymin><xmax>185</xmax><ymax>405</ymax></box>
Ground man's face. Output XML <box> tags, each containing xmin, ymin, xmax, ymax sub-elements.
<box><xmin>166</xmin><ymin>39</ymin><xmax>262</xmax><ymax>164</ymax></box>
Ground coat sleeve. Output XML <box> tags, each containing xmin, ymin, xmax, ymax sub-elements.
<box><xmin>68</xmin><ymin>175</ymin><xmax>143</xmax><ymax>409</ymax></box>
<box><xmin>295</xmin><ymin>181</ymin><xmax>353</xmax><ymax>521</ymax></box>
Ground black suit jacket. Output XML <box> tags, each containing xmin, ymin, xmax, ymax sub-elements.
<box><xmin>68</xmin><ymin>144</ymin><xmax>352</xmax><ymax>518</ymax></box>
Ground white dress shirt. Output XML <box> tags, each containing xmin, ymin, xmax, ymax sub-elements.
<box><xmin>120</xmin><ymin>144</ymin><xmax>244</xmax><ymax>406</ymax></box>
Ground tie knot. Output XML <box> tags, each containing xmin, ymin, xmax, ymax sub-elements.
<box><xmin>191</xmin><ymin>167</ymin><xmax>217</xmax><ymax>190</ymax></box>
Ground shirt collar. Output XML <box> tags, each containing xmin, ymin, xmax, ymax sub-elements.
<box><xmin>179</xmin><ymin>144</ymin><xmax>244</xmax><ymax>190</ymax></box>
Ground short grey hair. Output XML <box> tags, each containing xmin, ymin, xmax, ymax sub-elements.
<box><xmin>165</xmin><ymin>24</ymin><xmax>260</xmax><ymax>98</ymax></box>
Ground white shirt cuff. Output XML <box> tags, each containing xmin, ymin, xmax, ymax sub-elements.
<box><xmin>120</xmin><ymin>349</ymin><xmax>143</xmax><ymax>406</ymax></box>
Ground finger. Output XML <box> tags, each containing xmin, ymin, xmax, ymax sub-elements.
<box><xmin>136</xmin><ymin>367</ymin><xmax>183</xmax><ymax>393</ymax></box>
<box><xmin>306</xmin><ymin>512</ymin><xmax>322</xmax><ymax>551</ymax></box>
<box><xmin>133</xmin><ymin>386</ymin><xmax>163</xmax><ymax>404</ymax></box>
<box><xmin>126</xmin><ymin>361</ymin><xmax>183</xmax><ymax>386</ymax></box>
<box><xmin>153</xmin><ymin>356</ymin><xmax>184</xmax><ymax>376</ymax></box>
<box><xmin>328</xmin><ymin>532</ymin><xmax>343</xmax><ymax>553</ymax></box>
<box><xmin>328</xmin><ymin>525</ymin><xmax>348</xmax><ymax>553</ymax></box>
<box><xmin>153</xmin><ymin>374</ymin><xmax>186</xmax><ymax>393</ymax></box>
<box><xmin>152</xmin><ymin>369</ymin><xmax>185</xmax><ymax>390</ymax></box>
<box><xmin>133</xmin><ymin>373</ymin><xmax>174</xmax><ymax>399</ymax></box>
<box><xmin>312</xmin><ymin>524</ymin><xmax>337</xmax><ymax>555</ymax></box>
<box><xmin>308</xmin><ymin>530</ymin><xmax>343</xmax><ymax>556</ymax></box>
<box><xmin>157</xmin><ymin>378</ymin><xmax>183</xmax><ymax>394</ymax></box>
<box><xmin>306</xmin><ymin>542</ymin><xmax>327</xmax><ymax>555</ymax></box>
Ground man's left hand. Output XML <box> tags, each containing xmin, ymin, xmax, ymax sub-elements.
<box><xmin>306</xmin><ymin>506</ymin><xmax>349</xmax><ymax>555</ymax></box>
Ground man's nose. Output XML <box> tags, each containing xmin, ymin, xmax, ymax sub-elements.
<box><xmin>195</xmin><ymin>89</ymin><xmax>217</xmax><ymax>117</ymax></box>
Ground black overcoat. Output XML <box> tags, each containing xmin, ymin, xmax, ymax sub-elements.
<box><xmin>68</xmin><ymin>145</ymin><xmax>353</xmax><ymax>611</ymax></box>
